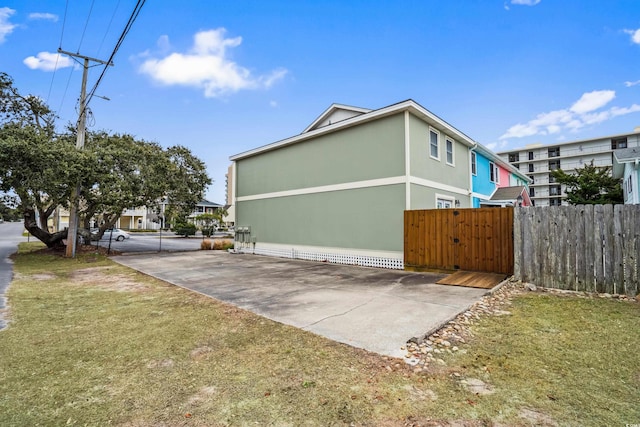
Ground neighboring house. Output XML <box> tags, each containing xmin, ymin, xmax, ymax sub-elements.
<box><xmin>51</xmin><ymin>199</ymin><xmax>224</xmax><ymax>232</ymax></box>
<box><xmin>613</xmin><ymin>147</ymin><xmax>640</xmax><ymax>204</ymax></box>
<box><xmin>471</xmin><ymin>145</ymin><xmax>531</xmax><ymax>208</ymax></box>
<box><xmin>229</xmin><ymin>99</ymin><xmax>510</xmax><ymax>269</ymax></box>
<box><xmin>498</xmin><ymin>130</ymin><xmax>640</xmax><ymax>206</ymax></box>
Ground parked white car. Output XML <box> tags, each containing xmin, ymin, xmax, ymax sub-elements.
<box><xmin>91</xmin><ymin>228</ymin><xmax>130</xmax><ymax>241</ymax></box>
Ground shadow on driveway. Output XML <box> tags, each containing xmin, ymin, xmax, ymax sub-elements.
<box><xmin>112</xmin><ymin>251</ymin><xmax>489</xmax><ymax>357</ymax></box>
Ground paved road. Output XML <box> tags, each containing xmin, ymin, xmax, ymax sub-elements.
<box><xmin>96</xmin><ymin>232</ymin><xmax>233</xmax><ymax>254</ymax></box>
<box><xmin>0</xmin><ymin>222</ymin><xmax>28</xmax><ymax>330</ymax></box>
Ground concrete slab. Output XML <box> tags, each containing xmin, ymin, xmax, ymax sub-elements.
<box><xmin>112</xmin><ymin>251</ymin><xmax>488</xmax><ymax>358</ymax></box>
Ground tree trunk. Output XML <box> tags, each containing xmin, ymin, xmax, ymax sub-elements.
<box><xmin>23</xmin><ymin>208</ymin><xmax>67</xmax><ymax>248</ymax></box>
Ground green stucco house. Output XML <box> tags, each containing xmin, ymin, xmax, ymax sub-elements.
<box><xmin>229</xmin><ymin>99</ymin><xmax>480</xmax><ymax>269</ymax></box>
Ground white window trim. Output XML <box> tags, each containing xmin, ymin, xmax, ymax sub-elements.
<box><xmin>489</xmin><ymin>161</ymin><xmax>500</xmax><ymax>184</ymax></box>
<box><xmin>435</xmin><ymin>193</ymin><xmax>456</xmax><ymax>209</ymax></box>
<box><xmin>471</xmin><ymin>152</ymin><xmax>477</xmax><ymax>176</ymax></box>
<box><xmin>445</xmin><ymin>137</ymin><xmax>455</xmax><ymax>166</ymax></box>
<box><xmin>429</xmin><ymin>127</ymin><xmax>440</xmax><ymax>161</ymax></box>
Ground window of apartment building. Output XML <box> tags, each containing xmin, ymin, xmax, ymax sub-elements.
<box><xmin>529</xmin><ymin>187</ymin><xmax>535</xmax><ymax>197</ymax></box>
<box><xmin>628</xmin><ymin>175</ymin><xmax>633</xmax><ymax>193</ymax></box>
<box><xmin>446</xmin><ymin>138</ymin><xmax>454</xmax><ymax>165</ymax></box>
<box><xmin>549</xmin><ymin>198</ymin><xmax>562</xmax><ymax>206</ymax></box>
<box><xmin>489</xmin><ymin>162</ymin><xmax>499</xmax><ymax>184</ymax></box>
<box><xmin>549</xmin><ymin>160</ymin><xmax>560</xmax><ymax>171</ymax></box>
<box><xmin>528</xmin><ymin>174</ymin><xmax>535</xmax><ymax>184</ymax></box>
<box><xmin>471</xmin><ymin>152</ymin><xmax>477</xmax><ymax>175</ymax></box>
<box><xmin>528</xmin><ymin>163</ymin><xmax>534</xmax><ymax>173</ymax></box>
<box><xmin>531</xmin><ymin>200</ymin><xmax>535</xmax><ymax>206</ymax></box>
<box><xmin>611</xmin><ymin>137</ymin><xmax>628</xmax><ymax>149</ymax></box>
<box><xmin>548</xmin><ymin>147</ymin><xmax>560</xmax><ymax>158</ymax></box>
<box><xmin>509</xmin><ymin>153</ymin><xmax>519</xmax><ymax>163</ymax></box>
<box><xmin>549</xmin><ymin>173</ymin><xmax>557</xmax><ymax>183</ymax></box>
<box><xmin>549</xmin><ymin>185</ymin><xmax>562</xmax><ymax>196</ymax></box>
<box><xmin>430</xmin><ymin>128</ymin><xmax>440</xmax><ymax>159</ymax></box>
<box><xmin>528</xmin><ymin>151</ymin><xmax>534</xmax><ymax>160</ymax></box>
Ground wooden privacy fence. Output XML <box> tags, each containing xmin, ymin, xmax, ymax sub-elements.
<box><xmin>514</xmin><ymin>205</ymin><xmax>639</xmax><ymax>296</ymax></box>
<box><xmin>404</xmin><ymin>208</ymin><xmax>514</xmax><ymax>275</ymax></box>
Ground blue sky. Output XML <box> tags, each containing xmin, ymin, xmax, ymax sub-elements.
<box><xmin>1</xmin><ymin>0</ymin><xmax>639</xmax><ymax>203</ymax></box>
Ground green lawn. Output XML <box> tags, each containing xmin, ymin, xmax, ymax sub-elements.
<box><xmin>0</xmin><ymin>243</ymin><xmax>638</xmax><ymax>426</ymax></box>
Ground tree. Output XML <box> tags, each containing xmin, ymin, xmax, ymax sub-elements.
<box><xmin>0</xmin><ymin>72</ymin><xmax>212</xmax><ymax>248</ymax></box>
<box><xmin>195</xmin><ymin>213</ymin><xmax>217</xmax><ymax>237</ymax></box>
<box><xmin>551</xmin><ymin>162</ymin><xmax>623</xmax><ymax>205</ymax></box>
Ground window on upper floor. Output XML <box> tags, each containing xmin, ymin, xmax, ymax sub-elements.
<box><xmin>436</xmin><ymin>197</ymin><xmax>454</xmax><ymax>209</ymax></box>
<box><xmin>529</xmin><ymin>163</ymin><xmax>534</xmax><ymax>173</ymax></box>
<box><xmin>549</xmin><ymin>197</ymin><xmax>562</xmax><ymax>206</ymax></box>
<box><xmin>509</xmin><ymin>153</ymin><xmax>520</xmax><ymax>163</ymax></box>
<box><xmin>549</xmin><ymin>160</ymin><xmax>560</xmax><ymax>171</ymax></box>
<box><xmin>528</xmin><ymin>174</ymin><xmax>535</xmax><ymax>184</ymax></box>
<box><xmin>548</xmin><ymin>147</ymin><xmax>560</xmax><ymax>158</ymax></box>
<box><xmin>489</xmin><ymin>162</ymin><xmax>499</xmax><ymax>184</ymax></box>
<box><xmin>528</xmin><ymin>151</ymin><xmax>534</xmax><ymax>160</ymax></box>
<box><xmin>445</xmin><ymin>138</ymin><xmax>454</xmax><ymax>165</ymax></box>
<box><xmin>529</xmin><ymin>187</ymin><xmax>535</xmax><ymax>197</ymax></box>
<box><xmin>430</xmin><ymin>129</ymin><xmax>439</xmax><ymax>159</ymax></box>
<box><xmin>471</xmin><ymin>152</ymin><xmax>477</xmax><ymax>175</ymax></box>
<box><xmin>549</xmin><ymin>173</ymin><xmax>557</xmax><ymax>183</ymax></box>
<box><xmin>549</xmin><ymin>185</ymin><xmax>562</xmax><ymax>196</ymax></box>
<box><xmin>612</xmin><ymin>137</ymin><xmax>628</xmax><ymax>149</ymax></box>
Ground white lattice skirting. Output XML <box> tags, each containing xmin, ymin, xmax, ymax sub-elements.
<box><xmin>236</xmin><ymin>244</ymin><xmax>404</xmax><ymax>270</ymax></box>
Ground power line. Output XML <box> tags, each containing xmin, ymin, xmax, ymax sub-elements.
<box><xmin>85</xmin><ymin>0</ymin><xmax>146</xmax><ymax>109</ymax></box>
<box><xmin>46</xmin><ymin>0</ymin><xmax>70</xmax><ymax>104</ymax></box>
<box><xmin>77</xmin><ymin>0</ymin><xmax>96</xmax><ymax>53</ymax></box>
<box><xmin>96</xmin><ymin>0</ymin><xmax>122</xmax><ymax>57</ymax></box>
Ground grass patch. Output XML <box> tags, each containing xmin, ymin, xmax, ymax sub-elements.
<box><xmin>0</xmin><ymin>245</ymin><xmax>638</xmax><ymax>426</ymax></box>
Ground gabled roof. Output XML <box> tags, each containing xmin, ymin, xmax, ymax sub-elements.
<box><xmin>612</xmin><ymin>147</ymin><xmax>640</xmax><ymax>178</ymax></box>
<box><xmin>302</xmin><ymin>103</ymin><xmax>371</xmax><ymax>133</ymax></box>
<box><xmin>490</xmin><ymin>186</ymin><xmax>527</xmax><ymax>201</ymax></box>
<box><xmin>230</xmin><ymin>99</ymin><xmax>478</xmax><ymax>161</ymax></box>
<box><xmin>613</xmin><ymin>147</ymin><xmax>640</xmax><ymax>163</ymax></box>
<box><xmin>198</xmin><ymin>199</ymin><xmax>224</xmax><ymax>208</ymax></box>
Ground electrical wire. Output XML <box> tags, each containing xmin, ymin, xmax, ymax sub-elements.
<box><xmin>77</xmin><ymin>0</ymin><xmax>96</xmax><ymax>53</ymax></box>
<box><xmin>46</xmin><ymin>0</ymin><xmax>70</xmax><ymax>105</ymax></box>
<box><xmin>84</xmin><ymin>0</ymin><xmax>146</xmax><ymax>112</ymax></box>
<box><xmin>96</xmin><ymin>0</ymin><xmax>122</xmax><ymax>57</ymax></box>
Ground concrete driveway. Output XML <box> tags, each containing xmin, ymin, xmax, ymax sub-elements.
<box><xmin>112</xmin><ymin>251</ymin><xmax>489</xmax><ymax>358</ymax></box>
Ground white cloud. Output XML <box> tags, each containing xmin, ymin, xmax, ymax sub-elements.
<box><xmin>624</xmin><ymin>28</ymin><xmax>640</xmax><ymax>44</ymax></box>
<box><xmin>0</xmin><ymin>7</ymin><xmax>17</xmax><ymax>43</ymax></box>
<box><xmin>28</xmin><ymin>12</ymin><xmax>58</xmax><ymax>22</ymax></box>
<box><xmin>569</xmin><ymin>90</ymin><xmax>615</xmax><ymax>114</ymax></box>
<box><xmin>500</xmin><ymin>90</ymin><xmax>640</xmax><ymax>139</ymax></box>
<box><xmin>624</xmin><ymin>80</ymin><xmax>640</xmax><ymax>87</ymax></box>
<box><xmin>511</xmin><ymin>0</ymin><xmax>541</xmax><ymax>5</ymax></box>
<box><xmin>138</xmin><ymin>28</ymin><xmax>287</xmax><ymax>98</ymax></box>
<box><xmin>23</xmin><ymin>51</ymin><xmax>74</xmax><ymax>71</ymax></box>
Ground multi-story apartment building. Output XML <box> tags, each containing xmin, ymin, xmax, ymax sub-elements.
<box><xmin>498</xmin><ymin>130</ymin><xmax>640</xmax><ymax>206</ymax></box>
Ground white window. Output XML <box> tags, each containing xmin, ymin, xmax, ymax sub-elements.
<box><xmin>429</xmin><ymin>128</ymin><xmax>439</xmax><ymax>159</ymax></box>
<box><xmin>471</xmin><ymin>152</ymin><xmax>477</xmax><ymax>175</ymax></box>
<box><xmin>446</xmin><ymin>138</ymin><xmax>454</xmax><ymax>165</ymax></box>
<box><xmin>489</xmin><ymin>162</ymin><xmax>500</xmax><ymax>184</ymax></box>
<box><xmin>436</xmin><ymin>195</ymin><xmax>455</xmax><ymax>209</ymax></box>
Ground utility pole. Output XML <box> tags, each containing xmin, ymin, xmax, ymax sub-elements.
<box><xmin>60</xmin><ymin>49</ymin><xmax>112</xmax><ymax>258</ymax></box>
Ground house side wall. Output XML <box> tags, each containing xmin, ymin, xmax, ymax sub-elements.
<box><xmin>408</xmin><ymin>114</ymin><xmax>469</xmax><ymax>190</ymax></box>
<box><xmin>236</xmin><ymin>184</ymin><xmax>405</xmax><ymax>252</ymax></box>
<box><xmin>472</xmin><ymin>152</ymin><xmax>496</xmax><ymax>198</ymax></box>
<box><xmin>410</xmin><ymin>184</ymin><xmax>471</xmax><ymax>209</ymax></box>
<box><xmin>236</xmin><ymin>114</ymin><xmax>405</xmax><ymax>197</ymax></box>
<box><xmin>623</xmin><ymin>163</ymin><xmax>640</xmax><ymax>204</ymax></box>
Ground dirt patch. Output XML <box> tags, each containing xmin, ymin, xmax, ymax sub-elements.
<box><xmin>31</xmin><ymin>273</ymin><xmax>57</xmax><ymax>281</ymax></box>
<box><xmin>518</xmin><ymin>408</ymin><xmax>558</xmax><ymax>426</ymax></box>
<box><xmin>146</xmin><ymin>359</ymin><xmax>174</xmax><ymax>369</ymax></box>
<box><xmin>189</xmin><ymin>346</ymin><xmax>214</xmax><ymax>361</ymax></box>
<box><xmin>70</xmin><ymin>267</ymin><xmax>149</xmax><ymax>293</ymax></box>
<box><xmin>187</xmin><ymin>385</ymin><xmax>217</xmax><ymax>406</ymax></box>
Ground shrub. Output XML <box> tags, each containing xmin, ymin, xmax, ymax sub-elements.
<box><xmin>174</xmin><ymin>222</ymin><xmax>197</xmax><ymax>237</ymax></box>
<box><xmin>200</xmin><ymin>239</ymin><xmax>214</xmax><ymax>250</ymax></box>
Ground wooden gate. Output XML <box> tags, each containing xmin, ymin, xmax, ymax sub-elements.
<box><xmin>404</xmin><ymin>208</ymin><xmax>514</xmax><ymax>275</ymax></box>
